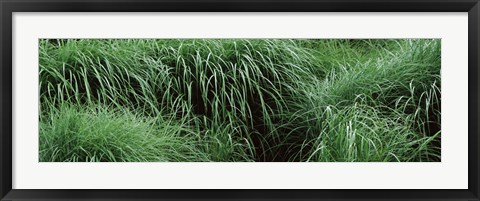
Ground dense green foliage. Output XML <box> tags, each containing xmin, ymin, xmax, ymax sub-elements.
<box><xmin>39</xmin><ymin>39</ymin><xmax>441</xmax><ymax>162</ymax></box>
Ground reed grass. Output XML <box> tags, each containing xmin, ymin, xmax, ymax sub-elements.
<box><xmin>39</xmin><ymin>39</ymin><xmax>441</xmax><ymax>162</ymax></box>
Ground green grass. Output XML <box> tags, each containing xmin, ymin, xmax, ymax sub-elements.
<box><xmin>39</xmin><ymin>39</ymin><xmax>441</xmax><ymax>162</ymax></box>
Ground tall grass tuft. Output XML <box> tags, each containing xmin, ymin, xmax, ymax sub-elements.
<box><xmin>39</xmin><ymin>39</ymin><xmax>441</xmax><ymax>162</ymax></box>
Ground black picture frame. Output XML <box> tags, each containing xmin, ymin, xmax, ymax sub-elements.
<box><xmin>1</xmin><ymin>0</ymin><xmax>479</xmax><ymax>200</ymax></box>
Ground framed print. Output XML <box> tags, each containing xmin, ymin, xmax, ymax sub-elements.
<box><xmin>1</xmin><ymin>0</ymin><xmax>479</xmax><ymax>200</ymax></box>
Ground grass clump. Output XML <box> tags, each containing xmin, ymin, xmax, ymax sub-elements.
<box><xmin>40</xmin><ymin>104</ymin><xmax>210</xmax><ymax>162</ymax></box>
<box><xmin>39</xmin><ymin>39</ymin><xmax>441</xmax><ymax>162</ymax></box>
